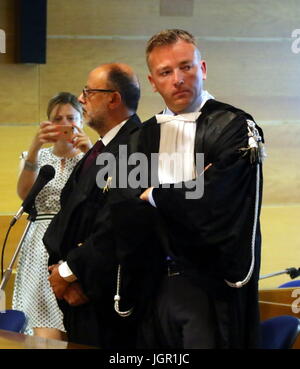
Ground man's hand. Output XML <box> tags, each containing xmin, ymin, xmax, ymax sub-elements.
<box><xmin>139</xmin><ymin>187</ymin><xmax>154</xmax><ymax>202</ymax></box>
<box><xmin>63</xmin><ymin>282</ymin><xmax>90</xmax><ymax>306</ymax></box>
<box><xmin>48</xmin><ymin>264</ymin><xmax>70</xmax><ymax>299</ymax></box>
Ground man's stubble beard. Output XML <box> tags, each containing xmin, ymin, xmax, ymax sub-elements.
<box><xmin>86</xmin><ymin>116</ymin><xmax>105</xmax><ymax>131</ymax></box>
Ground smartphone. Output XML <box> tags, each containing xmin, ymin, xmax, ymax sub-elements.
<box><xmin>55</xmin><ymin>125</ymin><xmax>74</xmax><ymax>142</ymax></box>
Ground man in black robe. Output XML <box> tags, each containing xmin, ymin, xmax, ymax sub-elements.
<box><xmin>42</xmin><ymin>63</ymin><xmax>142</xmax><ymax>348</ymax></box>
<box><xmin>136</xmin><ymin>29</ymin><xmax>265</xmax><ymax>348</ymax></box>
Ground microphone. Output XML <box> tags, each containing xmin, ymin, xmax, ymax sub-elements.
<box><xmin>10</xmin><ymin>165</ymin><xmax>56</xmax><ymax>226</ymax></box>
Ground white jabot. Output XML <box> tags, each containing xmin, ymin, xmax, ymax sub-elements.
<box><xmin>155</xmin><ymin>90</ymin><xmax>214</xmax><ymax>185</ymax></box>
<box><xmin>157</xmin><ymin>119</ymin><xmax>197</xmax><ymax>184</ymax></box>
<box><xmin>156</xmin><ymin>112</ymin><xmax>201</xmax><ymax>124</ymax></box>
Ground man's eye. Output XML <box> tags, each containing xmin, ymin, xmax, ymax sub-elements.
<box><xmin>182</xmin><ymin>65</ymin><xmax>191</xmax><ymax>71</ymax></box>
<box><xmin>160</xmin><ymin>71</ymin><xmax>171</xmax><ymax>76</ymax></box>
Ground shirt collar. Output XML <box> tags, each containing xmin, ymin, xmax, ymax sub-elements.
<box><xmin>163</xmin><ymin>89</ymin><xmax>214</xmax><ymax>116</ymax></box>
<box><xmin>101</xmin><ymin>119</ymin><xmax>127</xmax><ymax>146</ymax></box>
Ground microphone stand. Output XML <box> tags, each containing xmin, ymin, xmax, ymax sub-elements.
<box><xmin>259</xmin><ymin>267</ymin><xmax>300</xmax><ymax>280</ymax></box>
<box><xmin>0</xmin><ymin>208</ymin><xmax>37</xmax><ymax>304</ymax></box>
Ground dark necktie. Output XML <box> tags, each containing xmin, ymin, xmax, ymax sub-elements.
<box><xmin>81</xmin><ymin>139</ymin><xmax>105</xmax><ymax>173</ymax></box>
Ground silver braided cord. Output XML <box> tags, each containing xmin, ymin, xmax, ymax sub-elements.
<box><xmin>114</xmin><ymin>264</ymin><xmax>133</xmax><ymax>317</ymax></box>
<box><xmin>225</xmin><ymin>161</ymin><xmax>261</xmax><ymax>288</ymax></box>
<box><xmin>225</xmin><ymin>119</ymin><xmax>264</xmax><ymax>288</ymax></box>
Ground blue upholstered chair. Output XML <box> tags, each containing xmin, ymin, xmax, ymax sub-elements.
<box><xmin>260</xmin><ymin>315</ymin><xmax>300</xmax><ymax>349</ymax></box>
<box><xmin>278</xmin><ymin>279</ymin><xmax>300</xmax><ymax>288</ymax></box>
<box><xmin>0</xmin><ymin>309</ymin><xmax>27</xmax><ymax>333</ymax></box>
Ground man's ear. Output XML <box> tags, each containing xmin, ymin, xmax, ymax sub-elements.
<box><xmin>201</xmin><ymin>60</ymin><xmax>207</xmax><ymax>81</ymax></box>
<box><xmin>108</xmin><ymin>91</ymin><xmax>122</xmax><ymax>109</ymax></box>
<box><xmin>148</xmin><ymin>74</ymin><xmax>158</xmax><ymax>92</ymax></box>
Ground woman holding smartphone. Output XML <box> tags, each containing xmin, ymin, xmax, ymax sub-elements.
<box><xmin>12</xmin><ymin>92</ymin><xmax>92</xmax><ymax>340</ymax></box>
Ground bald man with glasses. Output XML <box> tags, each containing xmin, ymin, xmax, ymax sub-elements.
<box><xmin>43</xmin><ymin>63</ymin><xmax>142</xmax><ymax>348</ymax></box>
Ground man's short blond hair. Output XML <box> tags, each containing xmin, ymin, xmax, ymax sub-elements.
<box><xmin>146</xmin><ymin>29</ymin><xmax>196</xmax><ymax>66</ymax></box>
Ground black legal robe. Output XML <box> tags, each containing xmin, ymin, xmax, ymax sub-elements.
<box><xmin>135</xmin><ymin>99</ymin><xmax>264</xmax><ymax>348</ymax></box>
<box><xmin>43</xmin><ymin>115</ymin><xmax>143</xmax><ymax>348</ymax></box>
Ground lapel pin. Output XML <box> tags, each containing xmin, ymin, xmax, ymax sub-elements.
<box><xmin>103</xmin><ymin>176</ymin><xmax>113</xmax><ymax>193</ymax></box>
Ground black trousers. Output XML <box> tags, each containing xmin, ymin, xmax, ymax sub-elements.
<box><xmin>138</xmin><ymin>274</ymin><xmax>218</xmax><ymax>349</ymax></box>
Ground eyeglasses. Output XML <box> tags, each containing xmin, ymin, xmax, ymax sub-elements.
<box><xmin>82</xmin><ymin>87</ymin><xmax>116</xmax><ymax>99</ymax></box>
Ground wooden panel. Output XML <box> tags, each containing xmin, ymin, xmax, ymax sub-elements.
<box><xmin>0</xmin><ymin>215</ymin><xmax>28</xmax><ymax>309</ymax></box>
<box><xmin>0</xmin><ymin>2</ymin><xmax>40</xmax><ymax>122</ymax></box>
<box><xmin>193</xmin><ymin>0</ymin><xmax>300</xmax><ymax>38</ymax></box>
<box><xmin>204</xmin><ymin>39</ymin><xmax>299</xmax><ymax>97</ymax></box>
<box><xmin>0</xmin><ymin>0</ymin><xmax>16</xmax><ymax>64</ymax></box>
<box><xmin>0</xmin><ymin>126</ymin><xmax>37</xmax><ymax>213</ymax></box>
<box><xmin>0</xmin><ymin>0</ymin><xmax>16</xmax><ymax>32</ymax></box>
<box><xmin>47</xmin><ymin>0</ymin><xmax>300</xmax><ymax>38</ymax></box>
<box><xmin>218</xmin><ymin>97</ymin><xmax>300</xmax><ymax>122</ymax></box>
<box><xmin>261</xmin><ymin>124</ymin><xmax>300</xmax><ymax>204</ymax></box>
<box><xmin>260</xmin><ymin>301</ymin><xmax>292</xmax><ymax>321</ymax></box>
<box><xmin>259</xmin><ymin>206</ymin><xmax>300</xmax><ymax>290</ymax></box>
<box><xmin>0</xmin><ymin>2</ymin><xmax>38</xmax><ymax>113</ymax></box>
<box><xmin>47</xmin><ymin>0</ymin><xmax>159</xmax><ymax>36</ymax></box>
<box><xmin>0</xmin><ymin>329</ymin><xmax>94</xmax><ymax>348</ymax></box>
<box><xmin>260</xmin><ymin>287</ymin><xmax>300</xmax><ymax>305</ymax></box>
<box><xmin>0</xmin><ymin>65</ymin><xmax>40</xmax><ymax>124</ymax></box>
<box><xmin>202</xmin><ymin>40</ymin><xmax>300</xmax><ymax>120</ymax></box>
<box><xmin>160</xmin><ymin>0</ymin><xmax>194</xmax><ymax>17</ymax></box>
<box><xmin>1</xmin><ymin>0</ymin><xmax>300</xmax><ymax>124</ymax></box>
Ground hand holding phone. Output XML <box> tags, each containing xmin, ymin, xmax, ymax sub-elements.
<box><xmin>55</xmin><ymin>125</ymin><xmax>74</xmax><ymax>142</ymax></box>
<box><xmin>71</xmin><ymin>124</ymin><xmax>92</xmax><ymax>153</ymax></box>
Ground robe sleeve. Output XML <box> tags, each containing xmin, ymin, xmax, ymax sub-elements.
<box><xmin>65</xmin><ymin>199</ymin><xmax>117</xmax><ymax>300</ymax></box>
